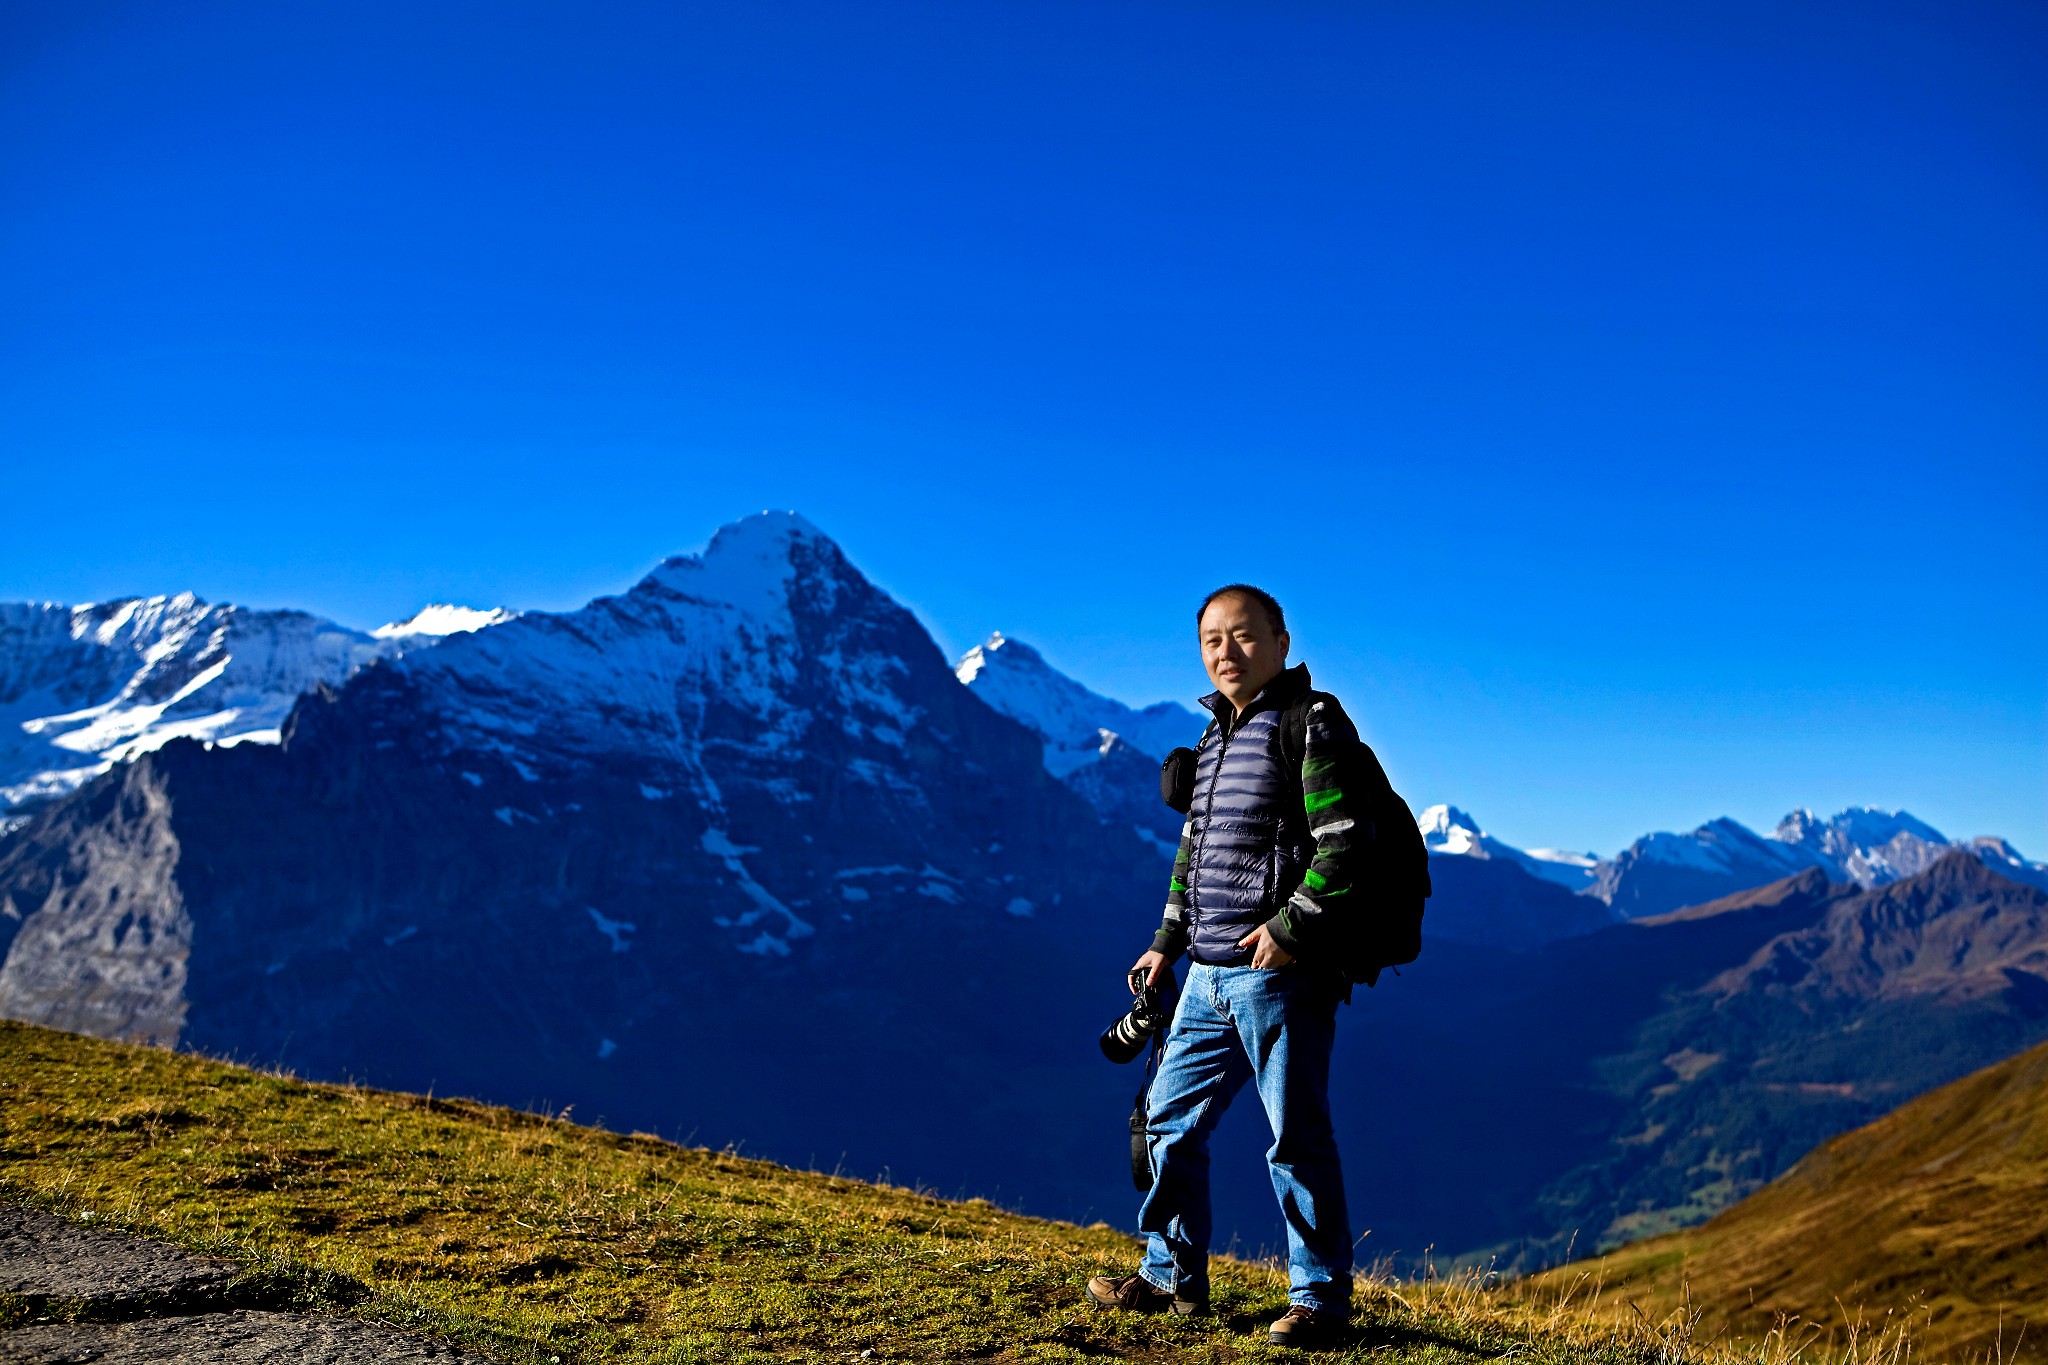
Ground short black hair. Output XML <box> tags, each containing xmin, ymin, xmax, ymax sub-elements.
<box><xmin>1196</xmin><ymin>584</ymin><xmax>1286</xmax><ymax>636</ymax></box>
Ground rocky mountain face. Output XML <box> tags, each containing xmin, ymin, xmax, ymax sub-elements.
<box><xmin>0</xmin><ymin>595</ymin><xmax>505</xmax><ymax>823</ymax></box>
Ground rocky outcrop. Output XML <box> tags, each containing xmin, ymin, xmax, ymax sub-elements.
<box><xmin>0</xmin><ymin>762</ymin><xmax>188</xmax><ymax>1045</ymax></box>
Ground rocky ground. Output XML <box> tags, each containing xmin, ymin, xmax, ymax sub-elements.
<box><xmin>0</xmin><ymin>1204</ymin><xmax>493</xmax><ymax>1364</ymax></box>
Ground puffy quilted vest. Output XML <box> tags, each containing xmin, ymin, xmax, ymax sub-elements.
<box><xmin>1182</xmin><ymin>675</ymin><xmax>1314</xmax><ymax>964</ymax></box>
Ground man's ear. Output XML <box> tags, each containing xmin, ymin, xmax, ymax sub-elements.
<box><xmin>1277</xmin><ymin>629</ymin><xmax>1291</xmax><ymax>662</ymax></box>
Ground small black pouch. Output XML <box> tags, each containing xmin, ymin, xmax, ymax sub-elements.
<box><xmin>1160</xmin><ymin>747</ymin><xmax>1197</xmax><ymax>814</ymax></box>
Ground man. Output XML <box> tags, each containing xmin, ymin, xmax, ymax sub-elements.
<box><xmin>1086</xmin><ymin>584</ymin><xmax>1370</xmax><ymax>1349</ymax></box>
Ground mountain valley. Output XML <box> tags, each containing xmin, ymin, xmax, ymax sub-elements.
<box><xmin>1563</xmin><ymin>1029</ymin><xmax>2048</xmax><ymax>1362</ymax></box>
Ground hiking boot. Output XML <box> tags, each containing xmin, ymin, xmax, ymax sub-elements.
<box><xmin>1085</xmin><ymin>1271</ymin><xmax>1206</xmax><ymax>1315</ymax></box>
<box><xmin>1267</xmin><ymin>1304</ymin><xmax>1349</xmax><ymax>1348</ymax></box>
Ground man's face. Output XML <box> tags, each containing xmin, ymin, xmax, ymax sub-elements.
<box><xmin>1199</xmin><ymin>593</ymin><xmax>1290</xmax><ymax>711</ymax></box>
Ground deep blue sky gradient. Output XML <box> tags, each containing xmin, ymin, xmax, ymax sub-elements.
<box><xmin>2</xmin><ymin>0</ymin><xmax>2043</xmax><ymax>856</ymax></box>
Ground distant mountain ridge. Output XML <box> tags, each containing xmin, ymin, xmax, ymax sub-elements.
<box><xmin>1418</xmin><ymin>805</ymin><xmax>1601</xmax><ymax>891</ymax></box>
<box><xmin>1411</xmin><ymin>799</ymin><xmax>2047</xmax><ymax>919</ymax></box>
<box><xmin>0</xmin><ymin>595</ymin><xmax>508</xmax><ymax>822</ymax></box>
<box><xmin>955</xmin><ymin>632</ymin><xmax>1199</xmax><ymax>769</ymax></box>
<box><xmin>1586</xmin><ymin>806</ymin><xmax>2048</xmax><ymax>916</ymax></box>
<box><xmin>6</xmin><ymin>586</ymin><xmax>2036</xmax><ymax>905</ymax></box>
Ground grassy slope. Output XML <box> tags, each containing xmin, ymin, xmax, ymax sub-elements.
<box><xmin>1548</xmin><ymin>1036</ymin><xmax>2048</xmax><ymax>1364</ymax></box>
<box><xmin>2</xmin><ymin>1019</ymin><xmax>1927</xmax><ymax>1365</ymax></box>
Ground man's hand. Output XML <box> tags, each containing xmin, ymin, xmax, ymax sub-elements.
<box><xmin>1238</xmin><ymin>923</ymin><xmax>1294</xmax><ymax>970</ymax></box>
<box><xmin>1132</xmin><ymin>949</ymin><xmax>1169</xmax><ymax>988</ymax></box>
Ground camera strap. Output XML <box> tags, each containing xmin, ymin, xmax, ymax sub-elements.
<box><xmin>1129</xmin><ymin>1028</ymin><xmax>1165</xmax><ymax>1191</ymax></box>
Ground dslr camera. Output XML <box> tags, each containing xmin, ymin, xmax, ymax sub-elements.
<box><xmin>1100</xmin><ymin>965</ymin><xmax>1178</xmax><ymax>1064</ymax></box>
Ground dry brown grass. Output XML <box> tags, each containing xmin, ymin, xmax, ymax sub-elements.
<box><xmin>1522</xmin><ymin>1040</ymin><xmax>2048</xmax><ymax>1364</ymax></box>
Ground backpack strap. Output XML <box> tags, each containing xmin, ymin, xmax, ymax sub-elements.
<box><xmin>1278</xmin><ymin>694</ymin><xmax>1313</xmax><ymax>802</ymax></box>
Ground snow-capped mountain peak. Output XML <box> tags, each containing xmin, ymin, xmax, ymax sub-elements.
<box><xmin>1417</xmin><ymin>804</ymin><xmax>1486</xmax><ymax>855</ymax></box>
<box><xmin>1415</xmin><ymin>804</ymin><xmax>1600</xmax><ymax>891</ymax></box>
<box><xmin>372</xmin><ymin>604</ymin><xmax>516</xmax><ymax>639</ymax></box>
<box><xmin>1768</xmin><ymin>805</ymin><xmax>1957</xmax><ymax>886</ymax></box>
<box><xmin>639</xmin><ymin>511</ymin><xmax>835</xmax><ymax>621</ymax></box>
<box><xmin>954</xmin><ymin>632</ymin><xmax>1200</xmax><ymax>765</ymax></box>
<box><xmin>1772</xmin><ymin>805</ymin><xmax>1946</xmax><ymax>856</ymax></box>
<box><xmin>384</xmin><ymin>511</ymin><xmax>939</xmax><ymax>786</ymax></box>
<box><xmin>951</xmin><ymin>630</ymin><xmax>1006</xmax><ymax>686</ymax></box>
<box><xmin>953</xmin><ymin>632</ymin><xmax>1202</xmax><ymax>853</ymax></box>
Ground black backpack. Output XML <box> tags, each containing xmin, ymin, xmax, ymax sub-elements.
<box><xmin>1159</xmin><ymin>693</ymin><xmax>1430</xmax><ymax>987</ymax></box>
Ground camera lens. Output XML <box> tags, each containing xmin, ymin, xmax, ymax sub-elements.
<box><xmin>1099</xmin><ymin>972</ymin><xmax>1176</xmax><ymax>1065</ymax></box>
<box><xmin>1100</xmin><ymin>1010</ymin><xmax>1154</xmax><ymax>1064</ymax></box>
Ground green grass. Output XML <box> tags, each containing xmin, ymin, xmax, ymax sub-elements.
<box><xmin>0</xmin><ymin>1020</ymin><xmax>1916</xmax><ymax>1364</ymax></box>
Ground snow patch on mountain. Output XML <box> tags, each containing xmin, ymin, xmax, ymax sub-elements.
<box><xmin>372</xmin><ymin>604</ymin><xmax>517</xmax><ymax>639</ymax></box>
<box><xmin>585</xmin><ymin>906</ymin><xmax>636</xmax><ymax>953</ymax></box>
<box><xmin>703</xmin><ymin>825</ymin><xmax>816</xmax><ymax>955</ymax></box>
<box><xmin>1526</xmin><ymin>847</ymin><xmax>1599</xmax><ymax>875</ymax></box>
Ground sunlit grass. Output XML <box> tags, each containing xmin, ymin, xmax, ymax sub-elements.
<box><xmin>0</xmin><ymin>1020</ymin><xmax>1950</xmax><ymax>1363</ymax></box>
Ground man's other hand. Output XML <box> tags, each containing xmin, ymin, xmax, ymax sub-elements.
<box><xmin>1132</xmin><ymin>949</ymin><xmax>1169</xmax><ymax>988</ymax></box>
<box><xmin>1238</xmin><ymin>924</ymin><xmax>1294</xmax><ymax>970</ymax></box>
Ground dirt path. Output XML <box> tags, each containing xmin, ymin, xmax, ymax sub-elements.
<box><xmin>0</xmin><ymin>1204</ymin><xmax>498</xmax><ymax>1363</ymax></box>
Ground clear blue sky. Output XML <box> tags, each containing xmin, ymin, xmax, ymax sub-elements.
<box><xmin>2</xmin><ymin>1</ymin><xmax>2043</xmax><ymax>858</ymax></box>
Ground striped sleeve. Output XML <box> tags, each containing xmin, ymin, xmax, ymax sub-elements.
<box><xmin>1149</xmin><ymin>815</ymin><xmax>1196</xmax><ymax>960</ymax></box>
<box><xmin>1267</xmin><ymin>695</ymin><xmax>1377</xmax><ymax>961</ymax></box>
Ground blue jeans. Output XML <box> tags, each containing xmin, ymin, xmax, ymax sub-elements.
<box><xmin>1137</xmin><ymin>962</ymin><xmax>1352</xmax><ymax>1310</ymax></box>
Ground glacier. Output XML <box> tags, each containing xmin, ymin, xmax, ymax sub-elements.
<box><xmin>0</xmin><ymin>593</ymin><xmax>509</xmax><ymax>821</ymax></box>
